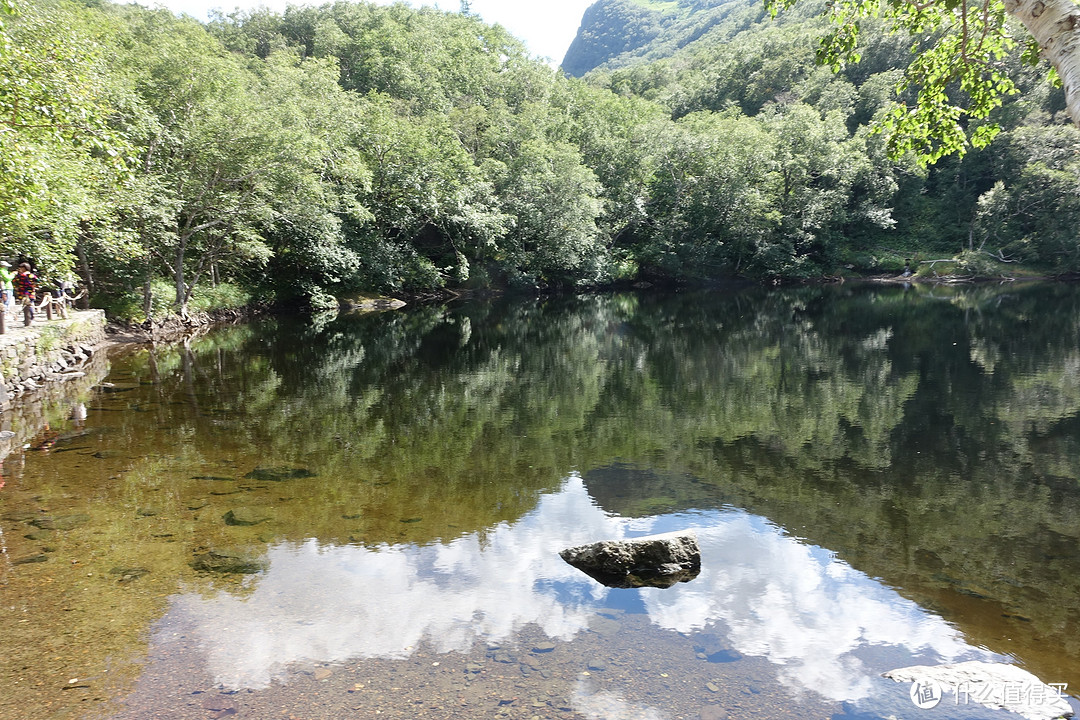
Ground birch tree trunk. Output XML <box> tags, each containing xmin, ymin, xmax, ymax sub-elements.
<box><xmin>1005</xmin><ymin>0</ymin><xmax>1080</xmax><ymax>125</ymax></box>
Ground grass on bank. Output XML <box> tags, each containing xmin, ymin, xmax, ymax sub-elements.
<box><xmin>99</xmin><ymin>279</ymin><xmax>253</xmax><ymax>324</ymax></box>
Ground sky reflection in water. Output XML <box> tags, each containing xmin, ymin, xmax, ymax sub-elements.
<box><xmin>173</xmin><ymin>474</ymin><xmax>991</xmax><ymax>705</ymax></box>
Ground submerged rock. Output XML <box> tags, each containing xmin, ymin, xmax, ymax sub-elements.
<box><xmin>243</xmin><ymin>466</ymin><xmax>315</xmax><ymax>482</ymax></box>
<box><xmin>587</xmin><ymin>616</ymin><xmax>621</xmax><ymax>638</ymax></box>
<box><xmin>223</xmin><ymin>507</ymin><xmax>271</xmax><ymax>526</ymax></box>
<box><xmin>1</xmin><ymin>512</ymin><xmax>37</xmax><ymax>523</ymax></box>
<box><xmin>884</xmin><ymin>661</ymin><xmax>1073</xmax><ymax>720</ymax></box>
<box><xmin>200</xmin><ymin>694</ymin><xmax>239</xmax><ymax>718</ymax></box>
<box><xmin>30</xmin><ymin>514</ymin><xmax>90</xmax><ymax>531</ymax></box>
<box><xmin>190</xmin><ymin>550</ymin><xmax>267</xmax><ymax>574</ymax></box>
<box><xmin>559</xmin><ymin>530</ymin><xmax>701</xmax><ymax>588</ymax></box>
<box><xmin>695</xmin><ymin>633</ymin><xmax>743</xmax><ymax>663</ymax></box>
<box><xmin>110</xmin><ymin>567</ymin><xmax>150</xmax><ymax>584</ymax></box>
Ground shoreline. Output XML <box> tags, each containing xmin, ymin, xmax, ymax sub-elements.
<box><xmin>97</xmin><ymin>273</ymin><xmax>1072</xmax><ymax>349</ymax></box>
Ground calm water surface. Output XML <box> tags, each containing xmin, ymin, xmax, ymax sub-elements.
<box><xmin>1</xmin><ymin>283</ymin><xmax>1080</xmax><ymax>720</ymax></box>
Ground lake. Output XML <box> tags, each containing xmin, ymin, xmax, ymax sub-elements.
<box><xmin>1</xmin><ymin>282</ymin><xmax>1079</xmax><ymax>720</ymax></box>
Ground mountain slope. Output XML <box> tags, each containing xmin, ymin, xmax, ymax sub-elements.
<box><xmin>561</xmin><ymin>0</ymin><xmax>764</xmax><ymax>76</ymax></box>
<box><xmin>561</xmin><ymin>0</ymin><xmax>677</xmax><ymax>77</ymax></box>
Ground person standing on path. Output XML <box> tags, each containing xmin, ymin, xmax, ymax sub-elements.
<box><xmin>0</xmin><ymin>261</ymin><xmax>14</xmax><ymax>319</ymax></box>
<box><xmin>13</xmin><ymin>262</ymin><xmax>37</xmax><ymax>326</ymax></box>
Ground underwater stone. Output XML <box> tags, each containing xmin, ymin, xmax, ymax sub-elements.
<box><xmin>223</xmin><ymin>507</ymin><xmax>271</xmax><ymax>526</ymax></box>
<box><xmin>110</xmin><ymin>567</ymin><xmax>150</xmax><ymax>584</ymax></box>
<box><xmin>243</xmin><ymin>466</ymin><xmax>315</xmax><ymax>482</ymax></box>
<box><xmin>190</xmin><ymin>550</ymin><xmax>267</xmax><ymax>574</ymax></box>
<box><xmin>30</xmin><ymin>514</ymin><xmax>90</xmax><ymax>531</ymax></box>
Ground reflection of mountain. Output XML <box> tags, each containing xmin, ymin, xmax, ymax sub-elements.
<box><xmin>581</xmin><ymin>452</ymin><xmax>1080</xmax><ymax>690</ymax></box>
<box><xmin>577</xmin><ymin>464</ymin><xmax>966</xmax><ymax>693</ymax></box>
<box><xmin>580</xmin><ymin>463</ymin><xmax>719</xmax><ymax>516</ymax></box>
<box><xmin>172</xmin><ymin>476</ymin><xmax>988</xmax><ymax>705</ymax></box>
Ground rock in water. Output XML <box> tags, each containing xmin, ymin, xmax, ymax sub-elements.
<box><xmin>559</xmin><ymin>531</ymin><xmax>701</xmax><ymax>588</ymax></box>
<box><xmin>190</xmin><ymin>550</ymin><xmax>267</xmax><ymax>574</ymax></box>
<box><xmin>30</xmin><ymin>514</ymin><xmax>90</xmax><ymax>531</ymax></box>
<box><xmin>884</xmin><ymin>661</ymin><xmax>1074</xmax><ymax>720</ymax></box>
<box><xmin>223</xmin><ymin>507</ymin><xmax>271</xmax><ymax>526</ymax></box>
<box><xmin>243</xmin><ymin>466</ymin><xmax>315</xmax><ymax>482</ymax></box>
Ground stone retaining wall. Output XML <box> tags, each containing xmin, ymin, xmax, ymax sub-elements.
<box><xmin>0</xmin><ymin>310</ymin><xmax>107</xmax><ymax>411</ymax></box>
<box><xmin>0</xmin><ymin>350</ymin><xmax>109</xmax><ymax>461</ymax></box>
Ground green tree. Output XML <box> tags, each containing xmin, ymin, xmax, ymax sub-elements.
<box><xmin>644</xmin><ymin>110</ymin><xmax>779</xmax><ymax>277</ymax></box>
<box><xmin>343</xmin><ymin>92</ymin><xmax>507</xmax><ymax>291</ymax></box>
<box><xmin>766</xmin><ymin>0</ymin><xmax>1080</xmax><ymax>162</ymax></box>
<box><xmin>973</xmin><ymin>123</ymin><xmax>1080</xmax><ymax>269</ymax></box>
<box><xmin>246</xmin><ymin>51</ymin><xmax>372</xmax><ymax>308</ymax></box>
<box><xmin>551</xmin><ymin>79</ymin><xmax>667</xmax><ymax>273</ymax></box>
<box><xmin>0</xmin><ymin>0</ymin><xmax>131</xmax><ymax>275</ymax></box>
<box><xmin>493</xmin><ymin>133</ymin><xmax>607</xmax><ymax>286</ymax></box>
<box><xmin>119</xmin><ymin>8</ymin><xmax>338</xmax><ymax>312</ymax></box>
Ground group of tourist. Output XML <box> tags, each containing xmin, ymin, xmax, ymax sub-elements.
<box><xmin>0</xmin><ymin>261</ymin><xmax>77</xmax><ymax>327</ymax></box>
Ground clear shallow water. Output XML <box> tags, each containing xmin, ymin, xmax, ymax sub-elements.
<box><xmin>2</xmin><ymin>283</ymin><xmax>1080</xmax><ymax>720</ymax></box>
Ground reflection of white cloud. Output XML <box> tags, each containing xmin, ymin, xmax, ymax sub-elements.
<box><xmin>642</xmin><ymin>513</ymin><xmax>986</xmax><ymax>701</ymax></box>
<box><xmin>176</xmin><ymin>475</ymin><xmax>991</xmax><ymax>699</ymax></box>
<box><xmin>180</xmin><ymin>475</ymin><xmax>621</xmax><ymax>688</ymax></box>
<box><xmin>572</xmin><ymin>677</ymin><xmax>669</xmax><ymax>720</ymax></box>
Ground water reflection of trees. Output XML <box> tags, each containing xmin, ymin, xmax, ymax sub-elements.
<box><xmin>110</xmin><ymin>282</ymin><xmax>1080</xmax><ymax>684</ymax></box>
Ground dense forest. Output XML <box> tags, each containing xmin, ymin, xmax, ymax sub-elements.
<box><xmin>0</xmin><ymin>0</ymin><xmax>1078</xmax><ymax>319</ymax></box>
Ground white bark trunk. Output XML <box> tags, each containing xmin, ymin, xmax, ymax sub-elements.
<box><xmin>1005</xmin><ymin>0</ymin><xmax>1080</xmax><ymax>125</ymax></box>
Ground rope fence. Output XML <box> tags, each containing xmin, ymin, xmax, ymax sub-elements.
<box><xmin>1</xmin><ymin>289</ymin><xmax>88</xmax><ymax>334</ymax></box>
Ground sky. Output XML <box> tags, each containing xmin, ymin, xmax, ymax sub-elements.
<box><xmin>147</xmin><ymin>0</ymin><xmax>595</xmax><ymax>65</ymax></box>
